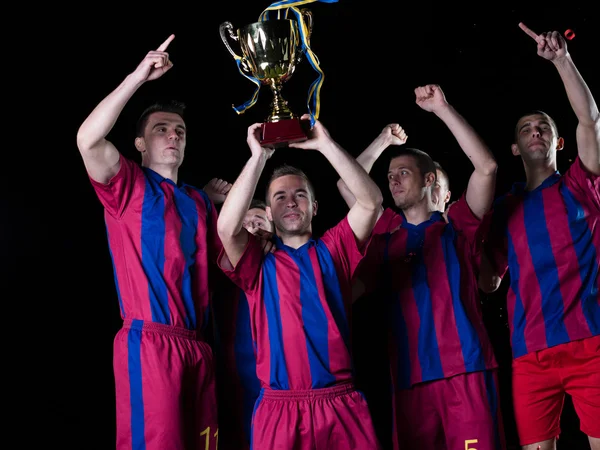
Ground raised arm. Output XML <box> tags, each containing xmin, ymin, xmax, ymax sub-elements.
<box><xmin>519</xmin><ymin>22</ymin><xmax>599</xmax><ymax>175</ymax></box>
<box><xmin>289</xmin><ymin>115</ymin><xmax>383</xmax><ymax>245</ymax></box>
<box><xmin>336</xmin><ymin>124</ymin><xmax>407</xmax><ymax>215</ymax></box>
<box><xmin>217</xmin><ymin>123</ymin><xmax>275</xmax><ymax>267</ymax></box>
<box><xmin>415</xmin><ymin>84</ymin><xmax>497</xmax><ymax>219</ymax></box>
<box><xmin>76</xmin><ymin>35</ymin><xmax>175</xmax><ymax>184</ymax></box>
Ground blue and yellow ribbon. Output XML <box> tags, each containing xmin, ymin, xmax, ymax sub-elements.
<box><xmin>232</xmin><ymin>0</ymin><xmax>338</xmax><ymax>127</ymax></box>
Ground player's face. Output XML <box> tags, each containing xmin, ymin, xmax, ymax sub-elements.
<box><xmin>432</xmin><ymin>169</ymin><xmax>450</xmax><ymax>212</ymax></box>
<box><xmin>139</xmin><ymin>112</ymin><xmax>186</xmax><ymax>167</ymax></box>
<box><xmin>512</xmin><ymin>113</ymin><xmax>559</xmax><ymax>163</ymax></box>
<box><xmin>243</xmin><ymin>208</ymin><xmax>273</xmax><ymax>235</ymax></box>
<box><xmin>388</xmin><ymin>155</ymin><xmax>429</xmax><ymax>209</ymax></box>
<box><xmin>266</xmin><ymin>175</ymin><xmax>316</xmax><ymax>235</ymax></box>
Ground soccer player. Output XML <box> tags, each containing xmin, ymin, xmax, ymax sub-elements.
<box><xmin>340</xmin><ymin>84</ymin><xmax>504</xmax><ymax>450</ymax></box>
<box><xmin>76</xmin><ymin>35</ymin><xmax>220</xmax><ymax>450</ymax></box>
<box><xmin>212</xmin><ymin>199</ymin><xmax>273</xmax><ymax>450</ymax></box>
<box><xmin>479</xmin><ymin>23</ymin><xmax>600</xmax><ymax>450</ymax></box>
<box><xmin>217</xmin><ymin>115</ymin><xmax>383</xmax><ymax>449</ymax></box>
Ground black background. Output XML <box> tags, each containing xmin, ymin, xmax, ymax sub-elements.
<box><xmin>6</xmin><ymin>1</ymin><xmax>597</xmax><ymax>448</ymax></box>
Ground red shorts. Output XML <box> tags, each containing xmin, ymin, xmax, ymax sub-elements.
<box><xmin>251</xmin><ymin>382</ymin><xmax>381</xmax><ymax>450</ymax></box>
<box><xmin>512</xmin><ymin>335</ymin><xmax>600</xmax><ymax>445</ymax></box>
<box><xmin>393</xmin><ymin>370</ymin><xmax>506</xmax><ymax>450</ymax></box>
<box><xmin>114</xmin><ymin>319</ymin><xmax>218</xmax><ymax>450</ymax></box>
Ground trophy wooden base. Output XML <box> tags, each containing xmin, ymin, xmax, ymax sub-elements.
<box><xmin>260</xmin><ymin>118</ymin><xmax>308</xmax><ymax>148</ymax></box>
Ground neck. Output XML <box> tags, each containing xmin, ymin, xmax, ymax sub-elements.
<box><xmin>278</xmin><ymin>229</ymin><xmax>313</xmax><ymax>249</ymax></box>
<box><xmin>144</xmin><ymin>163</ymin><xmax>179</xmax><ymax>184</ymax></box>
<box><xmin>401</xmin><ymin>200</ymin><xmax>432</xmax><ymax>225</ymax></box>
<box><xmin>523</xmin><ymin>159</ymin><xmax>556</xmax><ymax>191</ymax></box>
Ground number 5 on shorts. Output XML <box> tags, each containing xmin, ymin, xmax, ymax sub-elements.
<box><xmin>465</xmin><ymin>439</ymin><xmax>478</xmax><ymax>450</ymax></box>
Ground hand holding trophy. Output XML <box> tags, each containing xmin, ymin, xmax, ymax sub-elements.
<box><xmin>220</xmin><ymin>1</ymin><xmax>337</xmax><ymax>148</ymax></box>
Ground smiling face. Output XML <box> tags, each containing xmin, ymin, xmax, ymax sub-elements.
<box><xmin>135</xmin><ymin>111</ymin><xmax>186</xmax><ymax>168</ymax></box>
<box><xmin>266</xmin><ymin>174</ymin><xmax>317</xmax><ymax>236</ymax></box>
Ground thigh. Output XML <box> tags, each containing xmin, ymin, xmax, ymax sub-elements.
<box><xmin>512</xmin><ymin>352</ymin><xmax>564</xmax><ymax>446</ymax></box>
<box><xmin>562</xmin><ymin>336</ymin><xmax>600</xmax><ymax>438</ymax></box>
<box><xmin>187</xmin><ymin>340</ymin><xmax>218</xmax><ymax>450</ymax></box>
<box><xmin>441</xmin><ymin>371</ymin><xmax>506</xmax><ymax>450</ymax></box>
<box><xmin>113</xmin><ymin>328</ymin><xmax>186</xmax><ymax>450</ymax></box>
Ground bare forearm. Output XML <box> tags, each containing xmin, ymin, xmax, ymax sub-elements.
<box><xmin>217</xmin><ymin>153</ymin><xmax>267</xmax><ymax>238</ymax></box>
<box><xmin>554</xmin><ymin>55</ymin><xmax>599</xmax><ymax>125</ymax></box>
<box><xmin>77</xmin><ymin>74</ymin><xmax>145</xmax><ymax>151</ymax></box>
<box><xmin>336</xmin><ymin>134</ymin><xmax>388</xmax><ymax>208</ymax></box>
<box><xmin>435</xmin><ymin>104</ymin><xmax>497</xmax><ymax>175</ymax></box>
<box><xmin>356</xmin><ymin>134</ymin><xmax>389</xmax><ymax>173</ymax></box>
<box><xmin>323</xmin><ymin>141</ymin><xmax>383</xmax><ymax>211</ymax></box>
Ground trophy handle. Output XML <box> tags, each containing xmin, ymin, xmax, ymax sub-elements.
<box><xmin>301</xmin><ymin>9</ymin><xmax>313</xmax><ymax>45</ymax></box>
<box><xmin>219</xmin><ymin>22</ymin><xmax>251</xmax><ymax>73</ymax></box>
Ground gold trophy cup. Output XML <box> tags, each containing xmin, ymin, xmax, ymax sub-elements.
<box><xmin>220</xmin><ymin>12</ymin><xmax>313</xmax><ymax>147</ymax></box>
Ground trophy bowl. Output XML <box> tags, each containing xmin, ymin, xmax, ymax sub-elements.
<box><xmin>220</xmin><ymin>12</ymin><xmax>313</xmax><ymax>147</ymax></box>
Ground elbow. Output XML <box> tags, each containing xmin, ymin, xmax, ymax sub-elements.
<box><xmin>368</xmin><ymin>190</ymin><xmax>384</xmax><ymax>211</ymax></box>
<box><xmin>480</xmin><ymin>159</ymin><xmax>498</xmax><ymax>177</ymax></box>
<box><xmin>217</xmin><ymin>220</ymin><xmax>234</xmax><ymax>243</ymax></box>
<box><xmin>76</xmin><ymin>126</ymin><xmax>99</xmax><ymax>154</ymax></box>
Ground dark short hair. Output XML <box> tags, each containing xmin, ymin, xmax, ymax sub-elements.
<box><xmin>135</xmin><ymin>100</ymin><xmax>186</xmax><ymax>137</ymax></box>
<box><xmin>249</xmin><ymin>198</ymin><xmax>267</xmax><ymax>211</ymax></box>
<box><xmin>388</xmin><ymin>147</ymin><xmax>437</xmax><ymax>183</ymax></box>
<box><xmin>433</xmin><ymin>161</ymin><xmax>450</xmax><ymax>191</ymax></box>
<box><xmin>513</xmin><ymin>110</ymin><xmax>558</xmax><ymax>142</ymax></box>
<box><xmin>265</xmin><ymin>164</ymin><xmax>315</xmax><ymax>205</ymax></box>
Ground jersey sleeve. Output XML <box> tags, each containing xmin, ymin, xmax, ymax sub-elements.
<box><xmin>563</xmin><ymin>156</ymin><xmax>600</xmax><ymax>213</ymax></box>
<box><xmin>373</xmin><ymin>207</ymin><xmax>403</xmax><ymax>235</ymax></box>
<box><xmin>88</xmin><ymin>155</ymin><xmax>140</xmax><ymax>218</ymax></box>
<box><xmin>218</xmin><ymin>234</ymin><xmax>264</xmax><ymax>294</ymax></box>
<box><xmin>447</xmin><ymin>192</ymin><xmax>482</xmax><ymax>241</ymax></box>
<box><xmin>320</xmin><ymin>216</ymin><xmax>370</xmax><ymax>282</ymax></box>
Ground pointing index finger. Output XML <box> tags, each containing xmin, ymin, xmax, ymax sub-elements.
<box><xmin>518</xmin><ymin>22</ymin><xmax>538</xmax><ymax>40</ymax></box>
<box><xmin>157</xmin><ymin>34</ymin><xmax>175</xmax><ymax>52</ymax></box>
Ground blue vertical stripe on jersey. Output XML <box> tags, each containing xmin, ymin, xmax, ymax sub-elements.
<box><xmin>128</xmin><ymin>320</ymin><xmax>146</xmax><ymax>450</ymax></box>
<box><xmin>441</xmin><ymin>225</ymin><xmax>485</xmax><ymax>372</ymax></box>
<box><xmin>173</xmin><ymin>186</ymin><xmax>199</xmax><ymax>330</ymax></box>
<box><xmin>142</xmin><ymin>178</ymin><xmax>169</xmax><ymax>324</ymax></box>
<box><xmin>316</xmin><ymin>244</ymin><xmax>351</xmax><ymax>351</ymax></box>
<box><xmin>262</xmin><ymin>256</ymin><xmax>290</xmax><ymax>389</ymax></box>
<box><xmin>407</xmin><ymin>227</ymin><xmax>444</xmax><ymax>381</ymax></box>
<box><xmin>523</xmin><ymin>192</ymin><xmax>569</xmax><ymax>347</ymax></box>
<box><xmin>561</xmin><ymin>184</ymin><xmax>600</xmax><ymax>335</ymax></box>
<box><xmin>289</xmin><ymin>247</ymin><xmax>336</xmax><ymax>388</ymax></box>
<box><xmin>507</xmin><ymin>234</ymin><xmax>528</xmax><ymax>358</ymax></box>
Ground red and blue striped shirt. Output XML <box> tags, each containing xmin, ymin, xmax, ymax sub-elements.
<box><xmin>89</xmin><ymin>155</ymin><xmax>221</xmax><ymax>333</ymax></box>
<box><xmin>360</xmin><ymin>195</ymin><xmax>498</xmax><ymax>389</ymax></box>
<box><xmin>486</xmin><ymin>157</ymin><xmax>600</xmax><ymax>359</ymax></box>
<box><xmin>219</xmin><ymin>217</ymin><xmax>365</xmax><ymax>390</ymax></box>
